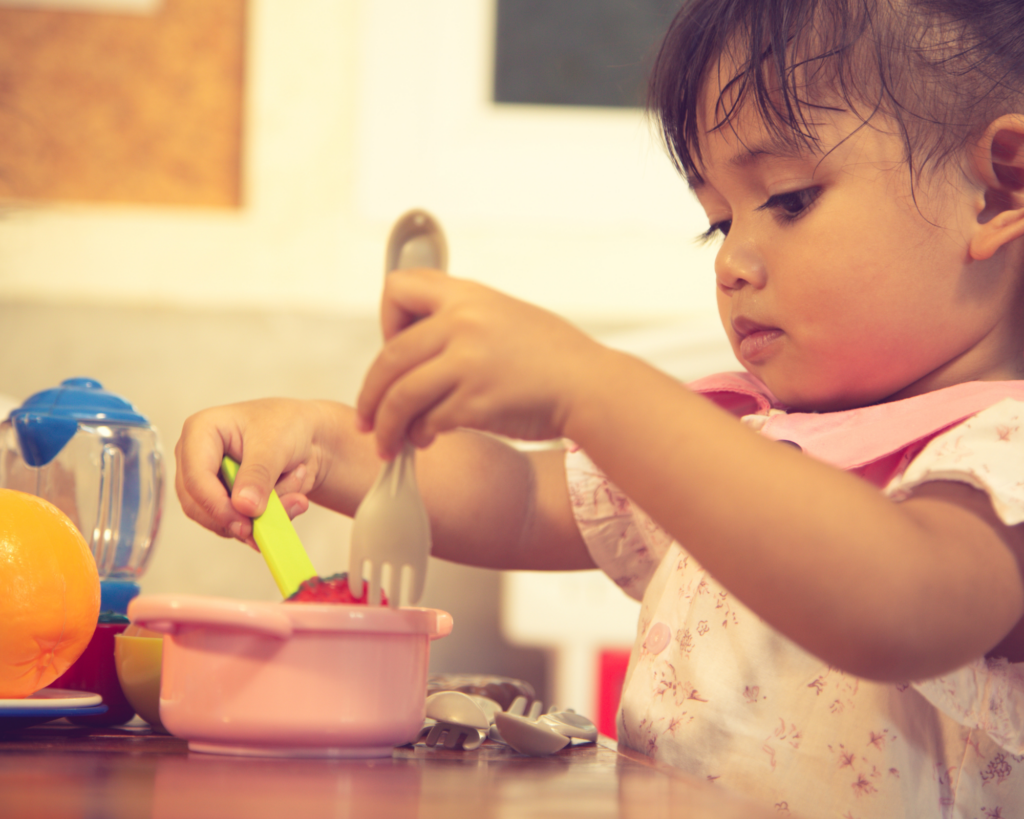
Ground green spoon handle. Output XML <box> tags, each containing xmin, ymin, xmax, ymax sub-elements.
<box><xmin>220</xmin><ymin>456</ymin><xmax>317</xmax><ymax>598</ymax></box>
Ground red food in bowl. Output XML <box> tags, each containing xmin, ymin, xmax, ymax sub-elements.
<box><xmin>285</xmin><ymin>573</ymin><xmax>387</xmax><ymax>606</ymax></box>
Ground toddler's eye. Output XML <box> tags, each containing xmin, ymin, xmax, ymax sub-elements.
<box><xmin>758</xmin><ymin>187</ymin><xmax>821</xmax><ymax>221</ymax></box>
<box><xmin>697</xmin><ymin>220</ymin><xmax>731</xmax><ymax>244</ymax></box>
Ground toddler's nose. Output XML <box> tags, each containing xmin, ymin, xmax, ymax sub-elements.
<box><xmin>715</xmin><ymin>237</ymin><xmax>766</xmax><ymax>293</ymax></box>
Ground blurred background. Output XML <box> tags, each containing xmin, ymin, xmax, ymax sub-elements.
<box><xmin>0</xmin><ymin>0</ymin><xmax>737</xmax><ymax>728</ymax></box>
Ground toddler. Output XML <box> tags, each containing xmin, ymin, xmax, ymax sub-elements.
<box><xmin>176</xmin><ymin>0</ymin><xmax>1024</xmax><ymax>815</ymax></box>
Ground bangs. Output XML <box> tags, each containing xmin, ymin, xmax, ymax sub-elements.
<box><xmin>649</xmin><ymin>0</ymin><xmax>885</xmax><ymax>185</ymax></box>
<box><xmin>648</xmin><ymin>0</ymin><xmax>1024</xmax><ymax>186</ymax></box>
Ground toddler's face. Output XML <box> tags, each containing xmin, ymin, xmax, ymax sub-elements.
<box><xmin>690</xmin><ymin>96</ymin><xmax>1023</xmax><ymax>411</ymax></box>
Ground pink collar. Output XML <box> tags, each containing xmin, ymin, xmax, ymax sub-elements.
<box><xmin>690</xmin><ymin>372</ymin><xmax>1024</xmax><ymax>470</ymax></box>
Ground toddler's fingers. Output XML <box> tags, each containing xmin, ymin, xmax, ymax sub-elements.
<box><xmin>357</xmin><ymin>317</ymin><xmax>448</xmax><ymax>433</ymax></box>
<box><xmin>273</xmin><ymin>462</ymin><xmax>308</xmax><ymax>498</ymax></box>
<box><xmin>173</xmin><ymin>419</ymin><xmax>252</xmax><ymax>540</ymax></box>
<box><xmin>174</xmin><ymin>451</ymin><xmax>251</xmax><ymax>542</ymax></box>
<box><xmin>228</xmin><ymin>443</ymin><xmax>295</xmax><ymax>519</ymax></box>
<box><xmin>380</xmin><ymin>269</ymin><xmax>449</xmax><ymax>340</ymax></box>
<box><xmin>371</xmin><ymin>358</ymin><xmax>460</xmax><ymax>459</ymax></box>
<box><xmin>277</xmin><ymin>492</ymin><xmax>310</xmax><ymax>520</ymax></box>
<box><xmin>405</xmin><ymin>388</ymin><xmax>468</xmax><ymax>450</ymax></box>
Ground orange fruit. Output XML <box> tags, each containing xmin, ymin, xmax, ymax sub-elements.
<box><xmin>0</xmin><ymin>488</ymin><xmax>99</xmax><ymax>698</ymax></box>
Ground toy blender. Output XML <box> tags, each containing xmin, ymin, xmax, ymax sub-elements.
<box><xmin>0</xmin><ymin>378</ymin><xmax>164</xmax><ymax>724</ymax></box>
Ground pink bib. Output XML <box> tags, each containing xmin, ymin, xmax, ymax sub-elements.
<box><xmin>691</xmin><ymin>372</ymin><xmax>1024</xmax><ymax>482</ymax></box>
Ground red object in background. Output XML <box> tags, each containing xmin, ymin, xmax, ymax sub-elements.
<box><xmin>597</xmin><ymin>648</ymin><xmax>631</xmax><ymax>740</ymax></box>
<box><xmin>52</xmin><ymin>621</ymin><xmax>135</xmax><ymax>726</ymax></box>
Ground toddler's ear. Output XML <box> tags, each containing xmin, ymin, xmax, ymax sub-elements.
<box><xmin>970</xmin><ymin>114</ymin><xmax>1024</xmax><ymax>261</ymax></box>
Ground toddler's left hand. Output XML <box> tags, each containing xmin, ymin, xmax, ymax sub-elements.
<box><xmin>356</xmin><ymin>269</ymin><xmax>606</xmax><ymax>458</ymax></box>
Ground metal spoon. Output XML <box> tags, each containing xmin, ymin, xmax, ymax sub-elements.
<box><xmin>491</xmin><ymin>697</ymin><xmax>598</xmax><ymax>756</ymax></box>
<box><xmin>492</xmin><ymin>711</ymin><xmax>571</xmax><ymax>756</ymax></box>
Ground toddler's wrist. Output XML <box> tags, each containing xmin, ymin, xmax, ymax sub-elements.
<box><xmin>560</xmin><ymin>345</ymin><xmax>638</xmax><ymax>447</ymax></box>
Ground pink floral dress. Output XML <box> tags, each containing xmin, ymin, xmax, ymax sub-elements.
<box><xmin>567</xmin><ymin>374</ymin><xmax>1024</xmax><ymax>819</ymax></box>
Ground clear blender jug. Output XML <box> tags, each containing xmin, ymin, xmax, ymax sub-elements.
<box><xmin>0</xmin><ymin>377</ymin><xmax>164</xmax><ymax>608</ymax></box>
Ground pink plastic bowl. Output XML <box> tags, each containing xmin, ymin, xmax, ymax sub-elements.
<box><xmin>127</xmin><ymin>594</ymin><xmax>453</xmax><ymax>758</ymax></box>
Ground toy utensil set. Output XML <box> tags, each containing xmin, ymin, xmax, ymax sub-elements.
<box><xmin>416</xmin><ymin>692</ymin><xmax>598</xmax><ymax>756</ymax></box>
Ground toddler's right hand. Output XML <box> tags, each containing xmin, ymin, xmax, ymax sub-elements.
<box><xmin>174</xmin><ymin>399</ymin><xmax>332</xmax><ymax>547</ymax></box>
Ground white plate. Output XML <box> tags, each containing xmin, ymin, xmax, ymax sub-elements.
<box><xmin>0</xmin><ymin>688</ymin><xmax>102</xmax><ymax>710</ymax></box>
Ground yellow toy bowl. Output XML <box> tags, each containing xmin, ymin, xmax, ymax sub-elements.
<box><xmin>114</xmin><ymin>633</ymin><xmax>165</xmax><ymax>731</ymax></box>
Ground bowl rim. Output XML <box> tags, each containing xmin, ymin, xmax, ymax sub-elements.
<box><xmin>128</xmin><ymin>593</ymin><xmax>453</xmax><ymax>640</ymax></box>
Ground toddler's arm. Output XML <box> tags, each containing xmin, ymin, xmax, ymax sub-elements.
<box><xmin>174</xmin><ymin>398</ymin><xmax>593</xmax><ymax>572</ymax></box>
<box><xmin>564</xmin><ymin>353</ymin><xmax>1024</xmax><ymax>680</ymax></box>
<box><xmin>357</xmin><ymin>269</ymin><xmax>1024</xmax><ymax>682</ymax></box>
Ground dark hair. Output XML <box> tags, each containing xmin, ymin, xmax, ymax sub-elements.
<box><xmin>648</xmin><ymin>0</ymin><xmax>1024</xmax><ymax>186</ymax></box>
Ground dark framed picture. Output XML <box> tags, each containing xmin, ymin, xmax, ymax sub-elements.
<box><xmin>493</xmin><ymin>0</ymin><xmax>681</xmax><ymax>108</ymax></box>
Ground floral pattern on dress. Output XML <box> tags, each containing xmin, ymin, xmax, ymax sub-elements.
<box><xmin>566</xmin><ymin>397</ymin><xmax>1024</xmax><ymax>819</ymax></box>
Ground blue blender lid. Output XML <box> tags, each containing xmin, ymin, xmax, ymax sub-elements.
<box><xmin>8</xmin><ymin>378</ymin><xmax>152</xmax><ymax>467</ymax></box>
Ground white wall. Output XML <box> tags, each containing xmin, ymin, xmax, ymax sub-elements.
<box><xmin>0</xmin><ymin>0</ymin><xmax>739</xmax><ymax>710</ymax></box>
<box><xmin>0</xmin><ymin>0</ymin><xmax>722</xmax><ymax>323</ymax></box>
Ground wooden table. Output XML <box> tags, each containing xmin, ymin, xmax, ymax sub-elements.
<box><xmin>0</xmin><ymin>720</ymin><xmax>783</xmax><ymax>818</ymax></box>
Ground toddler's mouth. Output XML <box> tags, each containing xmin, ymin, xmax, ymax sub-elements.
<box><xmin>732</xmin><ymin>317</ymin><xmax>783</xmax><ymax>363</ymax></box>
